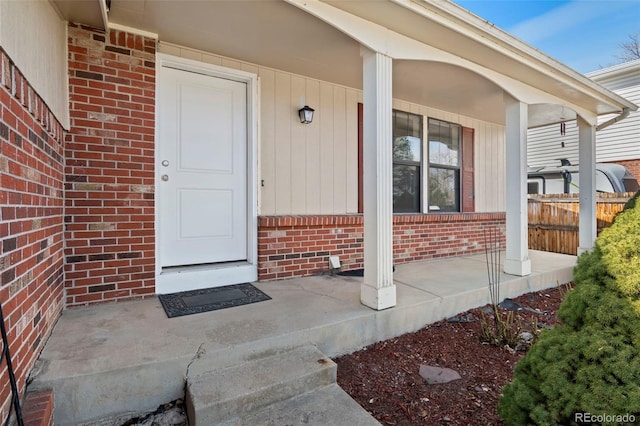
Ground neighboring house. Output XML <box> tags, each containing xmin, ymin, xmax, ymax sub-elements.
<box><xmin>528</xmin><ymin>59</ymin><xmax>640</xmax><ymax>180</ymax></box>
<box><xmin>0</xmin><ymin>0</ymin><xmax>635</xmax><ymax>420</ymax></box>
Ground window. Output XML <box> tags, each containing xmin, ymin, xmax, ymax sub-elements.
<box><xmin>392</xmin><ymin>110</ymin><xmax>422</xmax><ymax>213</ymax></box>
<box><xmin>357</xmin><ymin>104</ymin><xmax>474</xmax><ymax>214</ymax></box>
<box><xmin>428</xmin><ymin>119</ymin><xmax>461</xmax><ymax>212</ymax></box>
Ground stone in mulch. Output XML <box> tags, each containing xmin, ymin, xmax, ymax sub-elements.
<box><xmin>498</xmin><ymin>298</ymin><xmax>522</xmax><ymax>310</ymax></box>
<box><xmin>499</xmin><ymin>298</ymin><xmax>545</xmax><ymax>315</ymax></box>
<box><xmin>514</xmin><ymin>331</ymin><xmax>536</xmax><ymax>352</ymax></box>
<box><xmin>419</xmin><ymin>365</ymin><xmax>462</xmax><ymax>384</ymax></box>
<box><xmin>447</xmin><ymin>313</ymin><xmax>477</xmax><ymax>323</ymax></box>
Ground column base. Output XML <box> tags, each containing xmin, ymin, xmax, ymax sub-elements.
<box><xmin>504</xmin><ymin>258</ymin><xmax>531</xmax><ymax>276</ymax></box>
<box><xmin>577</xmin><ymin>246</ymin><xmax>594</xmax><ymax>256</ymax></box>
<box><xmin>361</xmin><ymin>283</ymin><xmax>396</xmax><ymax>311</ymax></box>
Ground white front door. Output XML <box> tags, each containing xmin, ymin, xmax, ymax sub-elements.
<box><xmin>158</xmin><ymin>66</ymin><xmax>247</xmax><ymax>268</ymax></box>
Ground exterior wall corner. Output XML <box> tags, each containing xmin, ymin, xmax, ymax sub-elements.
<box><xmin>65</xmin><ymin>24</ymin><xmax>157</xmax><ymax>306</ymax></box>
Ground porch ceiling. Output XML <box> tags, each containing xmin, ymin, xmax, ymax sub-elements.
<box><xmin>54</xmin><ymin>0</ymin><xmax>509</xmax><ymax>124</ymax></box>
<box><xmin>110</xmin><ymin>0</ymin><xmax>363</xmax><ymax>90</ymax></box>
<box><xmin>394</xmin><ymin>61</ymin><xmax>505</xmax><ymax>125</ymax></box>
<box><xmin>53</xmin><ymin>0</ymin><xmax>635</xmax><ymax>127</ymax></box>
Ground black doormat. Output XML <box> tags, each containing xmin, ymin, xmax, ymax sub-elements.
<box><xmin>158</xmin><ymin>283</ymin><xmax>271</xmax><ymax>318</ymax></box>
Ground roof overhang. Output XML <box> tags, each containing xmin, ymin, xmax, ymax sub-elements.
<box><xmin>587</xmin><ymin>58</ymin><xmax>640</xmax><ymax>82</ymax></box>
<box><xmin>310</xmin><ymin>0</ymin><xmax>636</xmax><ymax>121</ymax></box>
<box><xmin>52</xmin><ymin>0</ymin><xmax>636</xmax><ymax>127</ymax></box>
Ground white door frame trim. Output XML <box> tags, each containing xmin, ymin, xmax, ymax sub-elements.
<box><xmin>155</xmin><ymin>53</ymin><xmax>259</xmax><ymax>294</ymax></box>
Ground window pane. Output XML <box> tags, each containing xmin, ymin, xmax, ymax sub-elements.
<box><xmin>429</xmin><ymin>167</ymin><xmax>459</xmax><ymax>212</ymax></box>
<box><xmin>392</xmin><ymin>110</ymin><xmax>423</xmax><ymax>213</ymax></box>
<box><xmin>429</xmin><ymin>140</ymin><xmax>459</xmax><ymax>166</ymax></box>
<box><xmin>394</xmin><ymin>110</ymin><xmax>421</xmax><ymax>139</ymax></box>
<box><xmin>393</xmin><ymin>110</ymin><xmax>421</xmax><ymax>162</ymax></box>
<box><xmin>393</xmin><ymin>136</ymin><xmax>421</xmax><ymax>161</ymax></box>
<box><xmin>428</xmin><ymin>119</ymin><xmax>460</xmax><ymax>166</ymax></box>
<box><xmin>451</xmin><ymin>125</ymin><xmax>459</xmax><ymax>150</ymax></box>
<box><xmin>393</xmin><ymin>165</ymin><xmax>420</xmax><ymax>212</ymax></box>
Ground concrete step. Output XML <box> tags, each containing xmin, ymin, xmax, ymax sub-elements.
<box><xmin>186</xmin><ymin>345</ymin><xmax>337</xmax><ymax>425</ymax></box>
<box><xmin>219</xmin><ymin>384</ymin><xmax>381</xmax><ymax>426</ymax></box>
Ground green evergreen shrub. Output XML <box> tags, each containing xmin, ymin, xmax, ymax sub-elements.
<box><xmin>498</xmin><ymin>190</ymin><xmax>640</xmax><ymax>425</ymax></box>
<box><xmin>598</xmin><ymin>197</ymin><xmax>640</xmax><ymax>298</ymax></box>
<box><xmin>622</xmin><ymin>189</ymin><xmax>640</xmax><ymax>212</ymax></box>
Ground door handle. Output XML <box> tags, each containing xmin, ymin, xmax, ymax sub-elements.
<box><xmin>161</xmin><ymin>175</ymin><xmax>169</xmax><ymax>182</ymax></box>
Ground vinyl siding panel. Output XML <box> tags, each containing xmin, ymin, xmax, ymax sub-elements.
<box><xmin>528</xmin><ymin>122</ymin><xmax>579</xmax><ymax>167</ymax></box>
<box><xmin>332</xmin><ymin>86</ymin><xmax>348</xmax><ymax>214</ymax></box>
<box><xmin>0</xmin><ymin>0</ymin><xmax>69</xmax><ymax>127</ymax></box>
<box><xmin>528</xmin><ymin>67</ymin><xmax>640</xmax><ymax>167</ymax></box>
<box><xmin>592</xmin><ymin>72</ymin><xmax>640</xmax><ymax>91</ymax></box>
<box><xmin>259</xmin><ymin>68</ymin><xmax>277</xmax><ymax>214</ymax></box>
<box><xmin>345</xmin><ymin>90</ymin><xmax>360</xmax><ymax>213</ymax></box>
<box><xmin>474</xmin><ymin>125</ymin><xmax>506</xmax><ymax>212</ymax></box>
<box><xmin>595</xmin><ymin>85</ymin><xmax>640</xmax><ymax>163</ymax></box>
<box><xmin>319</xmin><ymin>82</ymin><xmax>335</xmax><ymax>214</ymax></box>
<box><xmin>290</xmin><ymin>75</ymin><xmax>307</xmax><ymax>214</ymax></box>
<box><xmin>304</xmin><ymin>79</ymin><xmax>322</xmax><ymax>213</ymax></box>
<box><xmin>159</xmin><ymin>42</ymin><xmax>506</xmax><ymax>215</ymax></box>
<box><xmin>274</xmin><ymin>72</ymin><xmax>293</xmax><ymax>214</ymax></box>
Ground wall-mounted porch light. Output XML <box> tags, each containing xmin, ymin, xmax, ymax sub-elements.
<box><xmin>298</xmin><ymin>105</ymin><xmax>315</xmax><ymax>124</ymax></box>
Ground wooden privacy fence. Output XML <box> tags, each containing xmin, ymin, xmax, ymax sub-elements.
<box><xmin>528</xmin><ymin>193</ymin><xmax>634</xmax><ymax>255</ymax></box>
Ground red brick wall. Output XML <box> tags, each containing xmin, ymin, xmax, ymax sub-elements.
<box><xmin>65</xmin><ymin>25</ymin><xmax>156</xmax><ymax>306</ymax></box>
<box><xmin>258</xmin><ymin>213</ymin><xmax>506</xmax><ymax>280</ymax></box>
<box><xmin>0</xmin><ymin>48</ymin><xmax>65</xmax><ymax>422</ymax></box>
<box><xmin>22</xmin><ymin>389</ymin><xmax>54</xmax><ymax>426</ymax></box>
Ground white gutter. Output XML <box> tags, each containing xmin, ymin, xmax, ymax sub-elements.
<box><xmin>596</xmin><ymin>107</ymin><xmax>630</xmax><ymax>131</ymax></box>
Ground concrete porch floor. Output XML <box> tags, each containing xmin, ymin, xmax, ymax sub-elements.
<box><xmin>32</xmin><ymin>250</ymin><xmax>576</xmax><ymax>424</ymax></box>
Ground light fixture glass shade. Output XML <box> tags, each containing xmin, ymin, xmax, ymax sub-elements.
<box><xmin>298</xmin><ymin>105</ymin><xmax>314</xmax><ymax>124</ymax></box>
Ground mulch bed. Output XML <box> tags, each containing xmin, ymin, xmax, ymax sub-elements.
<box><xmin>334</xmin><ymin>285</ymin><xmax>570</xmax><ymax>425</ymax></box>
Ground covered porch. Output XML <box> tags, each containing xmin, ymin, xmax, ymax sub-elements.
<box><xmin>3</xmin><ymin>0</ymin><xmax>635</xmax><ymax>424</ymax></box>
<box><xmin>32</xmin><ymin>250</ymin><xmax>575</xmax><ymax>424</ymax></box>
<box><xmin>51</xmin><ymin>0</ymin><xmax>635</xmax><ymax>310</ymax></box>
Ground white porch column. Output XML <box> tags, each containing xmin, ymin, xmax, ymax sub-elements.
<box><xmin>503</xmin><ymin>96</ymin><xmax>531</xmax><ymax>276</ymax></box>
<box><xmin>361</xmin><ymin>48</ymin><xmax>396</xmax><ymax>310</ymax></box>
<box><xmin>577</xmin><ymin>116</ymin><xmax>597</xmax><ymax>254</ymax></box>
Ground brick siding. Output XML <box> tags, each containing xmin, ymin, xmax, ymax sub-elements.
<box><xmin>0</xmin><ymin>48</ymin><xmax>65</xmax><ymax>422</ymax></box>
<box><xmin>258</xmin><ymin>213</ymin><xmax>506</xmax><ymax>280</ymax></box>
<box><xmin>22</xmin><ymin>389</ymin><xmax>54</xmax><ymax>426</ymax></box>
<box><xmin>65</xmin><ymin>25</ymin><xmax>156</xmax><ymax>306</ymax></box>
